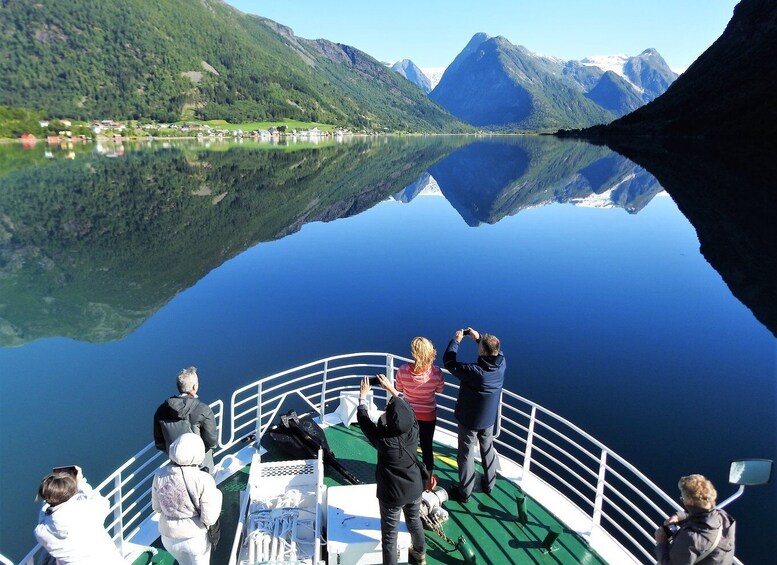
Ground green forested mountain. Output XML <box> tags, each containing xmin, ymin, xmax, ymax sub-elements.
<box><xmin>0</xmin><ymin>0</ymin><xmax>466</xmax><ymax>132</ymax></box>
<box><xmin>0</xmin><ymin>138</ymin><xmax>468</xmax><ymax>346</ymax></box>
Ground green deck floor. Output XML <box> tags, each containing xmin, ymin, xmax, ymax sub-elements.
<box><xmin>324</xmin><ymin>422</ymin><xmax>605</xmax><ymax>565</ymax></box>
<box><xmin>134</xmin><ymin>420</ymin><xmax>606</xmax><ymax>564</ymax></box>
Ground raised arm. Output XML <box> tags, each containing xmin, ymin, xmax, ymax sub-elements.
<box><xmin>356</xmin><ymin>376</ymin><xmax>380</xmax><ymax>448</ymax></box>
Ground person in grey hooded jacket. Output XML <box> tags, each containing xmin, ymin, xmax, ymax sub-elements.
<box><xmin>654</xmin><ymin>474</ymin><xmax>735</xmax><ymax>565</ymax></box>
<box><xmin>153</xmin><ymin>366</ymin><xmax>218</xmax><ymax>473</ymax></box>
<box><xmin>152</xmin><ymin>433</ymin><xmax>223</xmax><ymax>565</ymax></box>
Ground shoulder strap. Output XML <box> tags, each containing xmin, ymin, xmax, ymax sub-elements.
<box><xmin>399</xmin><ymin>441</ymin><xmax>429</xmax><ymax>479</ymax></box>
<box><xmin>693</xmin><ymin>526</ymin><xmax>723</xmax><ymax>564</ymax></box>
<box><xmin>178</xmin><ymin>465</ymin><xmax>201</xmax><ymax>517</ymax></box>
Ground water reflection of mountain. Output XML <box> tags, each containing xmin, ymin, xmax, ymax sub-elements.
<box><xmin>604</xmin><ymin>139</ymin><xmax>777</xmax><ymax>337</ymax></box>
<box><xmin>0</xmin><ymin>139</ymin><xmax>466</xmax><ymax>347</ymax></box>
<box><xmin>421</xmin><ymin>137</ymin><xmax>662</xmax><ymax>226</ymax></box>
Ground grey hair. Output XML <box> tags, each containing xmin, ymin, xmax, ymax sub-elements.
<box><xmin>176</xmin><ymin>366</ymin><xmax>198</xmax><ymax>394</ymax></box>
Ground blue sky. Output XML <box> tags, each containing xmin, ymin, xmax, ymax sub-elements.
<box><xmin>225</xmin><ymin>0</ymin><xmax>739</xmax><ymax>71</ymax></box>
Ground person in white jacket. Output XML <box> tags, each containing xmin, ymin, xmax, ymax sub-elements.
<box><xmin>34</xmin><ymin>466</ymin><xmax>124</xmax><ymax>565</ymax></box>
<box><xmin>152</xmin><ymin>433</ymin><xmax>223</xmax><ymax>565</ymax></box>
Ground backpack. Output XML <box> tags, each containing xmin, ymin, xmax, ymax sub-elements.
<box><xmin>159</xmin><ymin>418</ymin><xmax>194</xmax><ymax>449</ymax></box>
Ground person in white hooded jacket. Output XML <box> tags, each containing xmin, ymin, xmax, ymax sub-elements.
<box><xmin>152</xmin><ymin>432</ymin><xmax>222</xmax><ymax>565</ymax></box>
<box><xmin>34</xmin><ymin>466</ymin><xmax>124</xmax><ymax>565</ymax></box>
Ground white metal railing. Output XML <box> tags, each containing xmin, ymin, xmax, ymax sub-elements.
<box><xmin>16</xmin><ymin>353</ymin><xmax>740</xmax><ymax>565</ymax></box>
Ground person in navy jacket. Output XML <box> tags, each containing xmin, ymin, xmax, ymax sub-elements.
<box><xmin>443</xmin><ymin>327</ymin><xmax>505</xmax><ymax>502</ymax></box>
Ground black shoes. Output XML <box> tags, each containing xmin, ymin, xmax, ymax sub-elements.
<box><xmin>447</xmin><ymin>484</ymin><xmax>470</xmax><ymax>504</ymax></box>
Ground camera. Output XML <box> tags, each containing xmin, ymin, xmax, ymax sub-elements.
<box><xmin>53</xmin><ymin>465</ymin><xmax>78</xmax><ymax>476</ymax></box>
<box><xmin>368</xmin><ymin>376</ymin><xmax>381</xmax><ymax>386</ymax></box>
<box><xmin>662</xmin><ymin>523</ymin><xmax>680</xmax><ymax>539</ymax></box>
<box><xmin>462</xmin><ymin>328</ymin><xmax>471</xmax><ymax>335</ymax></box>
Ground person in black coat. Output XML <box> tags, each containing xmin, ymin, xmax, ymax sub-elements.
<box><xmin>357</xmin><ymin>375</ymin><xmax>427</xmax><ymax>565</ymax></box>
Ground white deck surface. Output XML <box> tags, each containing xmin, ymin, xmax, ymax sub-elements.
<box><xmin>326</xmin><ymin>484</ymin><xmax>410</xmax><ymax>565</ymax></box>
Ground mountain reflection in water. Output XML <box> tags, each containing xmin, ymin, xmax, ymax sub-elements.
<box><xmin>1</xmin><ymin>136</ymin><xmax>775</xmax><ymax>346</ymax></box>
<box><xmin>0</xmin><ymin>138</ymin><xmax>467</xmax><ymax>346</ymax></box>
<box><xmin>0</xmin><ymin>136</ymin><xmax>774</xmax><ymax>563</ymax></box>
<box><xmin>600</xmin><ymin>138</ymin><xmax>777</xmax><ymax>337</ymax></box>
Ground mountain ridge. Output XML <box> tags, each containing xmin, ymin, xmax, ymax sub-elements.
<box><xmin>430</xmin><ymin>34</ymin><xmax>614</xmax><ymax>130</ymax></box>
<box><xmin>0</xmin><ymin>0</ymin><xmax>466</xmax><ymax>132</ymax></box>
<box><xmin>569</xmin><ymin>0</ymin><xmax>776</xmax><ymax>137</ymax></box>
<box><xmin>429</xmin><ymin>33</ymin><xmax>676</xmax><ymax>129</ymax></box>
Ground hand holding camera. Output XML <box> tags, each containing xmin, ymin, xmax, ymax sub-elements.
<box><xmin>655</xmin><ymin>514</ymin><xmax>682</xmax><ymax>543</ymax></box>
<box><xmin>456</xmin><ymin>327</ymin><xmax>480</xmax><ymax>342</ymax></box>
<box><xmin>362</xmin><ymin>374</ymin><xmax>399</xmax><ymax>398</ymax></box>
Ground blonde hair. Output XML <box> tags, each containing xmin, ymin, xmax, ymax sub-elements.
<box><xmin>411</xmin><ymin>337</ymin><xmax>436</xmax><ymax>373</ymax></box>
<box><xmin>678</xmin><ymin>474</ymin><xmax>717</xmax><ymax>509</ymax></box>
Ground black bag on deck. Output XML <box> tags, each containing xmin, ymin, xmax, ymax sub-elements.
<box><xmin>262</xmin><ymin>410</ymin><xmax>363</xmax><ymax>485</ymax></box>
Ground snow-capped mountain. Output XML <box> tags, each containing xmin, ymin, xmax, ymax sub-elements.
<box><xmin>580</xmin><ymin>49</ymin><xmax>678</xmax><ymax>101</ymax></box>
<box><xmin>390</xmin><ymin>59</ymin><xmax>432</xmax><ymax>93</ymax></box>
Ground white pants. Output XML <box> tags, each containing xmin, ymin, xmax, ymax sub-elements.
<box><xmin>161</xmin><ymin>532</ymin><xmax>211</xmax><ymax>565</ymax></box>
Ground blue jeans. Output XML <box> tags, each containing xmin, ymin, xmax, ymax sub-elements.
<box><xmin>457</xmin><ymin>423</ymin><xmax>496</xmax><ymax>496</ymax></box>
<box><xmin>379</xmin><ymin>496</ymin><xmax>425</xmax><ymax>565</ymax></box>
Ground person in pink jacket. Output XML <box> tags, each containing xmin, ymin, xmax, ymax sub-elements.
<box><xmin>395</xmin><ymin>336</ymin><xmax>445</xmax><ymax>488</ymax></box>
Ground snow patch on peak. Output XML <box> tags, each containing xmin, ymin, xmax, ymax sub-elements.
<box><xmin>421</xmin><ymin>67</ymin><xmax>447</xmax><ymax>90</ymax></box>
<box><xmin>533</xmin><ymin>52</ymin><xmax>565</xmax><ymax>64</ymax></box>
<box><xmin>569</xmin><ymin>188</ymin><xmax>617</xmax><ymax>209</ymax></box>
<box><xmin>580</xmin><ymin>54</ymin><xmax>630</xmax><ymax>78</ymax></box>
<box><xmin>390</xmin><ymin>173</ymin><xmax>443</xmax><ymax>203</ymax></box>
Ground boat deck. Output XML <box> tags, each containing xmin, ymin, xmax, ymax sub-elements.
<box><xmin>133</xmin><ymin>420</ymin><xmax>605</xmax><ymax>564</ymax></box>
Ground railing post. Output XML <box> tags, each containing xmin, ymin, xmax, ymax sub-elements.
<box><xmin>385</xmin><ymin>354</ymin><xmax>395</xmax><ymax>406</ymax></box>
<box><xmin>113</xmin><ymin>473</ymin><xmax>124</xmax><ymax>557</ymax></box>
<box><xmin>320</xmin><ymin>360</ymin><xmax>328</xmax><ymax>422</ymax></box>
<box><xmin>256</xmin><ymin>380</ymin><xmax>263</xmax><ymax>440</ymax></box>
<box><xmin>523</xmin><ymin>406</ymin><xmax>537</xmax><ymax>475</ymax></box>
<box><xmin>494</xmin><ymin>389</ymin><xmax>504</xmax><ymax>439</ymax></box>
<box><xmin>591</xmin><ymin>449</ymin><xmax>608</xmax><ymax>533</ymax></box>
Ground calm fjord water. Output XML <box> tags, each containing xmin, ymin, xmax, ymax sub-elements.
<box><xmin>0</xmin><ymin>137</ymin><xmax>774</xmax><ymax>562</ymax></box>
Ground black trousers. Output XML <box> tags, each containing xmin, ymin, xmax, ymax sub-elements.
<box><xmin>418</xmin><ymin>419</ymin><xmax>436</xmax><ymax>473</ymax></box>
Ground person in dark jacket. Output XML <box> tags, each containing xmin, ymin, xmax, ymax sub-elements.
<box><xmin>655</xmin><ymin>474</ymin><xmax>735</xmax><ymax>565</ymax></box>
<box><xmin>357</xmin><ymin>375</ymin><xmax>426</xmax><ymax>565</ymax></box>
<box><xmin>443</xmin><ymin>327</ymin><xmax>505</xmax><ymax>503</ymax></box>
<box><xmin>153</xmin><ymin>367</ymin><xmax>218</xmax><ymax>474</ymax></box>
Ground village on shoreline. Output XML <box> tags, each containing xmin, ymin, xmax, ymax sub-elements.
<box><xmin>4</xmin><ymin>116</ymin><xmax>357</xmax><ymax>146</ymax></box>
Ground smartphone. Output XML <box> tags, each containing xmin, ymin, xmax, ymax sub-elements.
<box><xmin>462</xmin><ymin>328</ymin><xmax>471</xmax><ymax>335</ymax></box>
<box><xmin>368</xmin><ymin>376</ymin><xmax>380</xmax><ymax>386</ymax></box>
<box><xmin>52</xmin><ymin>465</ymin><xmax>78</xmax><ymax>476</ymax></box>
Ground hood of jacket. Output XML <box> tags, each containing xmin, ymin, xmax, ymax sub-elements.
<box><xmin>685</xmin><ymin>506</ymin><xmax>726</xmax><ymax>530</ymax></box>
<box><xmin>168</xmin><ymin>432</ymin><xmax>205</xmax><ymax>466</ymax></box>
<box><xmin>478</xmin><ymin>353</ymin><xmax>505</xmax><ymax>371</ymax></box>
<box><xmin>378</xmin><ymin>396</ymin><xmax>415</xmax><ymax>437</ymax></box>
<box><xmin>165</xmin><ymin>395</ymin><xmax>198</xmax><ymax>419</ymax></box>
